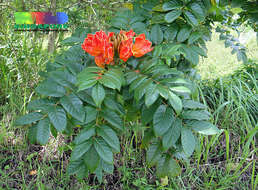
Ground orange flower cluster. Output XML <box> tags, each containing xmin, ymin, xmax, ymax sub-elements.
<box><xmin>81</xmin><ymin>31</ymin><xmax>114</xmax><ymax>68</ymax></box>
<box><xmin>82</xmin><ymin>30</ymin><xmax>153</xmax><ymax>68</ymax></box>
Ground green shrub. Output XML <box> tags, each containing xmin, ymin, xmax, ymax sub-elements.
<box><xmin>18</xmin><ymin>0</ymin><xmax>258</xmax><ymax>181</ymax></box>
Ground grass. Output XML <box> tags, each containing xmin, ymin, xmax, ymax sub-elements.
<box><xmin>0</xmin><ymin>10</ymin><xmax>257</xmax><ymax>190</ymax></box>
<box><xmin>198</xmin><ymin>26</ymin><xmax>258</xmax><ymax>80</ymax></box>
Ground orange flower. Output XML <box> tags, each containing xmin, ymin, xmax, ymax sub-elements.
<box><xmin>119</xmin><ymin>38</ymin><xmax>133</xmax><ymax>62</ymax></box>
<box><xmin>82</xmin><ymin>30</ymin><xmax>114</xmax><ymax>68</ymax></box>
<box><xmin>132</xmin><ymin>34</ymin><xmax>153</xmax><ymax>57</ymax></box>
<box><xmin>82</xmin><ymin>30</ymin><xmax>153</xmax><ymax>65</ymax></box>
<box><xmin>94</xmin><ymin>54</ymin><xmax>105</xmax><ymax>68</ymax></box>
<box><xmin>119</xmin><ymin>32</ymin><xmax>153</xmax><ymax>62</ymax></box>
<box><xmin>121</xmin><ymin>29</ymin><xmax>135</xmax><ymax>39</ymax></box>
<box><xmin>118</xmin><ymin>30</ymin><xmax>135</xmax><ymax>62</ymax></box>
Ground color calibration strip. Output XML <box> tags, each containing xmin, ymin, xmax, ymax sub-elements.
<box><xmin>14</xmin><ymin>12</ymin><xmax>68</xmax><ymax>24</ymax></box>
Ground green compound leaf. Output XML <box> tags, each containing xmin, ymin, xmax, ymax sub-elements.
<box><xmin>27</xmin><ymin>99</ymin><xmax>55</xmax><ymax>112</ymax></box>
<box><xmin>141</xmin><ymin>101</ymin><xmax>160</xmax><ymax>125</ymax></box>
<box><xmin>157</xmin><ymin>84</ymin><xmax>169</xmax><ymax>100</ymax></box>
<box><xmin>94</xmin><ymin>138</ymin><xmax>113</xmax><ymax>164</ymax></box>
<box><xmin>162</xmin><ymin>119</ymin><xmax>182</xmax><ymax>150</ymax></box>
<box><xmin>97</xmin><ymin>125</ymin><xmax>120</xmax><ymax>153</ymax></box>
<box><xmin>71</xmin><ymin>140</ymin><xmax>92</xmax><ymax>161</ymax></box>
<box><xmin>145</xmin><ymin>83</ymin><xmax>159</xmax><ymax>107</ymax></box>
<box><xmin>49</xmin><ymin>70</ymin><xmax>76</xmax><ymax>88</ymax></box>
<box><xmin>28</xmin><ymin>125</ymin><xmax>37</xmax><ymax>144</ymax></box>
<box><xmin>102</xmin><ymin>160</ymin><xmax>114</xmax><ymax>174</ymax></box>
<box><xmin>163</xmin><ymin>0</ymin><xmax>183</xmax><ymax>11</ymax></box>
<box><xmin>60</xmin><ymin>93</ymin><xmax>85</xmax><ymax>122</ymax></box>
<box><xmin>191</xmin><ymin>45</ymin><xmax>207</xmax><ymax>57</ymax></box>
<box><xmin>170</xmin><ymin>86</ymin><xmax>191</xmax><ymax>94</ymax></box>
<box><xmin>190</xmin><ymin>3</ymin><xmax>205</xmax><ymax>20</ymax></box>
<box><xmin>146</xmin><ymin>143</ymin><xmax>162</xmax><ymax>167</ymax></box>
<box><xmin>168</xmin><ymin>90</ymin><xmax>182</xmax><ymax>114</ymax></box>
<box><xmin>181</xmin><ymin>127</ymin><xmax>196</xmax><ymax>157</ymax></box>
<box><xmin>182</xmin><ymin>110</ymin><xmax>210</xmax><ymax>120</ymax></box>
<box><xmin>77</xmin><ymin>66</ymin><xmax>104</xmax><ymax>91</ymax></box>
<box><xmin>177</xmin><ymin>26</ymin><xmax>192</xmax><ymax>42</ymax></box>
<box><xmin>153</xmin><ymin>105</ymin><xmax>175</xmax><ymax>136</ymax></box>
<box><xmin>84</xmin><ymin>146</ymin><xmax>100</xmax><ymax>173</ymax></box>
<box><xmin>184</xmin><ymin>11</ymin><xmax>198</xmax><ymax>26</ymax></box>
<box><xmin>48</xmin><ymin>106</ymin><xmax>67</xmax><ymax>132</ymax></box>
<box><xmin>165</xmin><ymin>9</ymin><xmax>182</xmax><ymax>23</ymax></box>
<box><xmin>164</xmin><ymin>24</ymin><xmax>179</xmax><ymax>42</ymax></box>
<box><xmin>186</xmin><ymin>120</ymin><xmax>221</xmax><ymax>135</ymax></box>
<box><xmin>15</xmin><ymin>112</ymin><xmax>44</xmax><ymax>126</ymax></box>
<box><xmin>85</xmin><ymin>106</ymin><xmax>97</xmax><ymax>124</ymax></box>
<box><xmin>74</xmin><ymin>125</ymin><xmax>96</xmax><ymax>145</ymax></box>
<box><xmin>36</xmin><ymin>118</ymin><xmax>50</xmax><ymax>145</ymax></box>
<box><xmin>99</xmin><ymin>68</ymin><xmax>124</xmax><ymax>91</ymax></box>
<box><xmin>36</xmin><ymin>79</ymin><xmax>66</xmax><ymax>97</ymax></box>
<box><xmin>188</xmin><ymin>31</ymin><xmax>202</xmax><ymax>44</ymax></box>
<box><xmin>151</xmin><ymin>24</ymin><xmax>164</xmax><ymax>45</ymax></box>
<box><xmin>92</xmin><ymin>83</ymin><xmax>105</xmax><ymax>107</ymax></box>
<box><xmin>182</xmin><ymin>100</ymin><xmax>206</xmax><ymax>109</ymax></box>
<box><xmin>156</xmin><ymin>156</ymin><xmax>181</xmax><ymax>178</ymax></box>
<box><xmin>67</xmin><ymin>160</ymin><xmax>85</xmax><ymax>175</ymax></box>
<box><xmin>101</xmin><ymin>110</ymin><xmax>123</xmax><ymax>130</ymax></box>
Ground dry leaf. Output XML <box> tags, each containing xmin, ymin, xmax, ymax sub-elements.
<box><xmin>29</xmin><ymin>170</ymin><xmax>37</xmax><ymax>175</ymax></box>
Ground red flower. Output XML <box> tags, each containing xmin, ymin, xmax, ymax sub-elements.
<box><xmin>118</xmin><ymin>30</ymin><xmax>135</xmax><ymax>62</ymax></box>
<box><xmin>119</xmin><ymin>31</ymin><xmax>153</xmax><ymax>62</ymax></box>
<box><xmin>119</xmin><ymin>38</ymin><xmax>133</xmax><ymax>62</ymax></box>
<box><xmin>82</xmin><ymin>30</ymin><xmax>114</xmax><ymax>68</ymax></box>
<box><xmin>132</xmin><ymin>34</ymin><xmax>153</xmax><ymax>57</ymax></box>
<box><xmin>82</xmin><ymin>30</ymin><xmax>153</xmax><ymax>66</ymax></box>
<box><xmin>94</xmin><ymin>54</ymin><xmax>105</xmax><ymax>68</ymax></box>
<box><xmin>122</xmin><ymin>29</ymin><xmax>135</xmax><ymax>39</ymax></box>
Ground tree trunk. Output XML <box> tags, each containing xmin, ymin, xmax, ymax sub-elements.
<box><xmin>47</xmin><ymin>0</ymin><xmax>56</xmax><ymax>53</ymax></box>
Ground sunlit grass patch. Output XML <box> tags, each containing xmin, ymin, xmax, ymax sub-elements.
<box><xmin>198</xmin><ymin>28</ymin><xmax>257</xmax><ymax>80</ymax></box>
